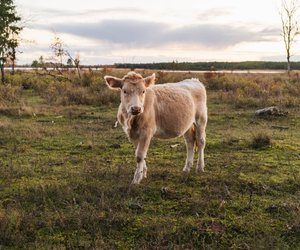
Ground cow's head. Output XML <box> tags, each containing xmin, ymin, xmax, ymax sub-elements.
<box><xmin>104</xmin><ymin>72</ymin><xmax>156</xmax><ymax>115</ymax></box>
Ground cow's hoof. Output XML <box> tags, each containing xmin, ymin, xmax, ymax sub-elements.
<box><xmin>131</xmin><ymin>180</ymin><xmax>140</xmax><ymax>185</ymax></box>
<box><xmin>196</xmin><ymin>168</ymin><xmax>205</xmax><ymax>174</ymax></box>
<box><xmin>143</xmin><ymin>170</ymin><xmax>147</xmax><ymax>178</ymax></box>
<box><xmin>131</xmin><ymin>176</ymin><xmax>143</xmax><ymax>185</ymax></box>
<box><xmin>182</xmin><ymin>162</ymin><xmax>192</xmax><ymax>173</ymax></box>
<box><xmin>182</xmin><ymin>169</ymin><xmax>190</xmax><ymax>175</ymax></box>
<box><xmin>182</xmin><ymin>167</ymin><xmax>191</xmax><ymax>173</ymax></box>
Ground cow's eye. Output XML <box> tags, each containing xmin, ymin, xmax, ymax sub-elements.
<box><xmin>142</xmin><ymin>90</ymin><xmax>145</xmax><ymax>94</ymax></box>
<box><xmin>123</xmin><ymin>90</ymin><xmax>127</xmax><ymax>94</ymax></box>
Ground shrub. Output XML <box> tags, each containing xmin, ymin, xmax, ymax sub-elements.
<box><xmin>0</xmin><ymin>84</ymin><xmax>33</xmax><ymax>117</ymax></box>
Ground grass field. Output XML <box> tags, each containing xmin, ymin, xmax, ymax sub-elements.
<box><xmin>0</xmin><ymin>70</ymin><xmax>299</xmax><ymax>249</ymax></box>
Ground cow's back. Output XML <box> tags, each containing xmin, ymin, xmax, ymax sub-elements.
<box><xmin>150</xmin><ymin>79</ymin><xmax>206</xmax><ymax>139</ymax></box>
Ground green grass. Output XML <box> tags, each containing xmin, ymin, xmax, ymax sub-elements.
<box><xmin>0</xmin><ymin>71</ymin><xmax>299</xmax><ymax>249</ymax></box>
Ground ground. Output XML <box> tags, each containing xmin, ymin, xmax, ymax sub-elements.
<box><xmin>0</xmin><ymin>71</ymin><xmax>299</xmax><ymax>249</ymax></box>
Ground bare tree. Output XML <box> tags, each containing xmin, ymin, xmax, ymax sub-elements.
<box><xmin>66</xmin><ymin>51</ymin><xmax>81</xmax><ymax>79</ymax></box>
<box><xmin>7</xmin><ymin>33</ymin><xmax>19</xmax><ymax>74</ymax></box>
<box><xmin>50</xmin><ymin>33</ymin><xmax>66</xmax><ymax>71</ymax></box>
<box><xmin>280</xmin><ymin>0</ymin><xmax>299</xmax><ymax>73</ymax></box>
<box><xmin>50</xmin><ymin>33</ymin><xmax>81</xmax><ymax>78</ymax></box>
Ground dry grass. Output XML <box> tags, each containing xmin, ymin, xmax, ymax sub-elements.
<box><xmin>202</xmin><ymin>72</ymin><xmax>300</xmax><ymax>108</ymax></box>
<box><xmin>6</xmin><ymin>70</ymin><xmax>300</xmax><ymax>109</ymax></box>
<box><xmin>0</xmin><ymin>85</ymin><xmax>34</xmax><ymax>117</ymax></box>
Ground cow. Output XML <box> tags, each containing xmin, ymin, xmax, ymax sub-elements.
<box><xmin>104</xmin><ymin>71</ymin><xmax>207</xmax><ymax>184</ymax></box>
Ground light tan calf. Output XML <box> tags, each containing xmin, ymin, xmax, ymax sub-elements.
<box><xmin>105</xmin><ymin>72</ymin><xmax>207</xmax><ymax>184</ymax></box>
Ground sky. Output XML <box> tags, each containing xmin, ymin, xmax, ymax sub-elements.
<box><xmin>14</xmin><ymin>0</ymin><xmax>299</xmax><ymax>65</ymax></box>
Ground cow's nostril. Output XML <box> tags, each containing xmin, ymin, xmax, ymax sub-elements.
<box><xmin>131</xmin><ymin>107</ymin><xmax>141</xmax><ymax>114</ymax></box>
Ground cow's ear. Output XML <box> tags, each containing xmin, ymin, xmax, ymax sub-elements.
<box><xmin>144</xmin><ymin>73</ymin><xmax>156</xmax><ymax>88</ymax></box>
<box><xmin>104</xmin><ymin>76</ymin><xmax>123</xmax><ymax>89</ymax></box>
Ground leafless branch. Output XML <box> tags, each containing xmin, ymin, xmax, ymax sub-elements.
<box><xmin>280</xmin><ymin>0</ymin><xmax>299</xmax><ymax>72</ymax></box>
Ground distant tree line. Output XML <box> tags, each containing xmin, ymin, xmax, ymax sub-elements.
<box><xmin>114</xmin><ymin>61</ymin><xmax>300</xmax><ymax>71</ymax></box>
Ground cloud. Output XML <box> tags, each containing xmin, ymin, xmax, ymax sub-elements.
<box><xmin>37</xmin><ymin>19</ymin><xmax>274</xmax><ymax>49</ymax></box>
<box><xmin>260</xmin><ymin>27</ymin><xmax>281</xmax><ymax>37</ymax></box>
<box><xmin>30</xmin><ymin>7</ymin><xmax>143</xmax><ymax>18</ymax></box>
<box><xmin>25</xmin><ymin>7</ymin><xmax>146</xmax><ymax>28</ymax></box>
<box><xmin>198</xmin><ymin>8</ymin><xmax>232</xmax><ymax>21</ymax></box>
<box><xmin>38</xmin><ymin>20</ymin><xmax>169</xmax><ymax>47</ymax></box>
<box><xmin>165</xmin><ymin>24</ymin><xmax>262</xmax><ymax>48</ymax></box>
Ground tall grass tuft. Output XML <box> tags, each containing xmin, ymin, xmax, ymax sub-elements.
<box><xmin>251</xmin><ymin>133</ymin><xmax>272</xmax><ymax>149</ymax></box>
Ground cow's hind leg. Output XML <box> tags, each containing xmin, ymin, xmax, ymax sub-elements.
<box><xmin>195</xmin><ymin>116</ymin><xmax>207</xmax><ymax>173</ymax></box>
<box><xmin>183</xmin><ymin>126</ymin><xmax>196</xmax><ymax>173</ymax></box>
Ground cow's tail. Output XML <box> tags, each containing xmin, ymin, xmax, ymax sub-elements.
<box><xmin>192</xmin><ymin>123</ymin><xmax>198</xmax><ymax>151</ymax></box>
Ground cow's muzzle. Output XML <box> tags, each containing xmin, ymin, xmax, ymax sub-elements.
<box><xmin>130</xmin><ymin>106</ymin><xmax>142</xmax><ymax>115</ymax></box>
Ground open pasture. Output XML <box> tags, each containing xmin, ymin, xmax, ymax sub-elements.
<box><xmin>0</xmin><ymin>70</ymin><xmax>299</xmax><ymax>249</ymax></box>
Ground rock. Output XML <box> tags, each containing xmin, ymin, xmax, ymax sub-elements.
<box><xmin>255</xmin><ymin>106</ymin><xmax>288</xmax><ymax>117</ymax></box>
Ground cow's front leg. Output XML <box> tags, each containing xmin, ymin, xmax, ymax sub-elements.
<box><xmin>132</xmin><ymin>134</ymin><xmax>152</xmax><ymax>184</ymax></box>
<box><xmin>132</xmin><ymin>142</ymin><xmax>147</xmax><ymax>179</ymax></box>
<box><xmin>143</xmin><ymin>162</ymin><xmax>147</xmax><ymax>178</ymax></box>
